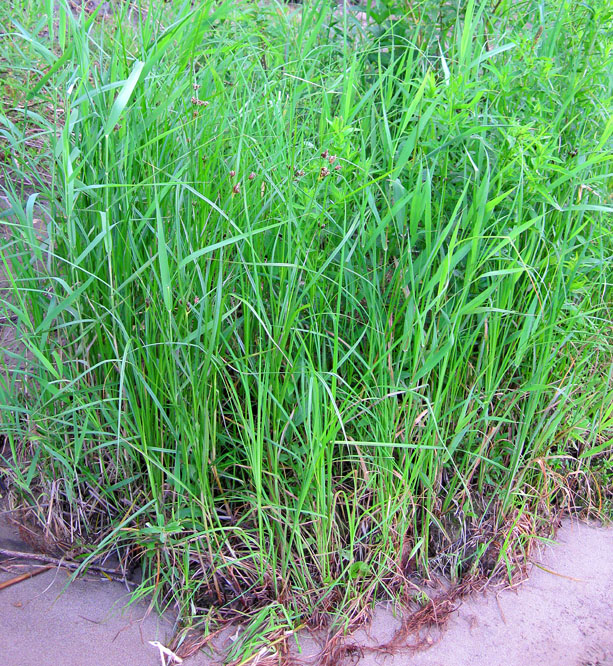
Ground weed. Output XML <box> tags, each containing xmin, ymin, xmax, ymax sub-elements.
<box><xmin>0</xmin><ymin>0</ymin><xmax>612</xmax><ymax>662</ymax></box>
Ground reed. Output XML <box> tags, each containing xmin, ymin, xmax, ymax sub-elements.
<box><xmin>1</xmin><ymin>0</ymin><xmax>611</xmax><ymax>661</ymax></box>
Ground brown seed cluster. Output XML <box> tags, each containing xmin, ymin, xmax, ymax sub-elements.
<box><xmin>191</xmin><ymin>96</ymin><xmax>209</xmax><ymax>107</ymax></box>
<box><xmin>228</xmin><ymin>168</ymin><xmax>261</xmax><ymax>193</ymax></box>
<box><xmin>221</xmin><ymin>147</ymin><xmax>342</xmax><ymax>194</ymax></box>
<box><xmin>320</xmin><ymin>149</ymin><xmax>341</xmax><ymax>174</ymax></box>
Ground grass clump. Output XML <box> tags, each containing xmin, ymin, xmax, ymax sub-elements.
<box><xmin>1</xmin><ymin>0</ymin><xmax>612</xmax><ymax>661</ymax></box>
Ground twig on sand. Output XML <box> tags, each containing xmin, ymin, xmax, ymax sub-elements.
<box><xmin>529</xmin><ymin>560</ymin><xmax>586</xmax><ymax>583</ymax></box>
<box><xmin>0</xmin><ymin>564</ymin><xmax>53</xmax><ymax>590</ymax></box>
<box><xmin>0</xmin><ymin>547</ymin><xmax>132</xmax><ymax>584</ymax></box>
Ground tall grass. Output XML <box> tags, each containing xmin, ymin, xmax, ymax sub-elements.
<box><xmin>1</xmin><ymin>0</ymin><xmax>612</xmax><ymax>660</ymax></box>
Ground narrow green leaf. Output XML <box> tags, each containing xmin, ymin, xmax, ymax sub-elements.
<box><xmin>103</xmin><ymin>60</ymin><xmax>144</xmax><ymax>137</ymax></box>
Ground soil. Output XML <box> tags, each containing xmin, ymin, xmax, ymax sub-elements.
<box><xmin>1</xmin><ymin>513</ymin><xmax>611</xmax><ymax>666</ymax></box>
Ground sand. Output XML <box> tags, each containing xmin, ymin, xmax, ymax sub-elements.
<box><xmin>350</xmin><ymin>520</ymin><xmax>613</xmax><ymax>666</ymax></box>
<box><xmin>0</xmin><ymin>513</ymin><xmax>212</xmax><ymax>666</ymax></box>
<box><xmin>1</xmin><ymin>514</ymin><xmax>612</xmax><ymax>666</ymax></box>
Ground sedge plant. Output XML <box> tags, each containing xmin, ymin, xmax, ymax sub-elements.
<box><xmin>1</xmin><ymin>0</ymin><xmax>612</xmax><ymax>661</ymax></box>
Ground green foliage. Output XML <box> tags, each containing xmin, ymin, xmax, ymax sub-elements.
<box><xmin>1</xmin><ymin>0</ymin><xmax>612</xmax><ymax>660</ymax></box>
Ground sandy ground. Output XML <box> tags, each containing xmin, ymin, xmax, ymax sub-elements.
<box><xmin>348</xmin><ymin>521</ymin><xmax>613</xmax><ymax>666</ymax></box>
<box><xmin>1</xmin><ymin>514</ymin><xmax>612</xmax><ymax>666</ymax></box>
<box><xmin>0</xmin><ymin>513</ymin><xmax>212</xmax><ymax>666</ymax></box>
